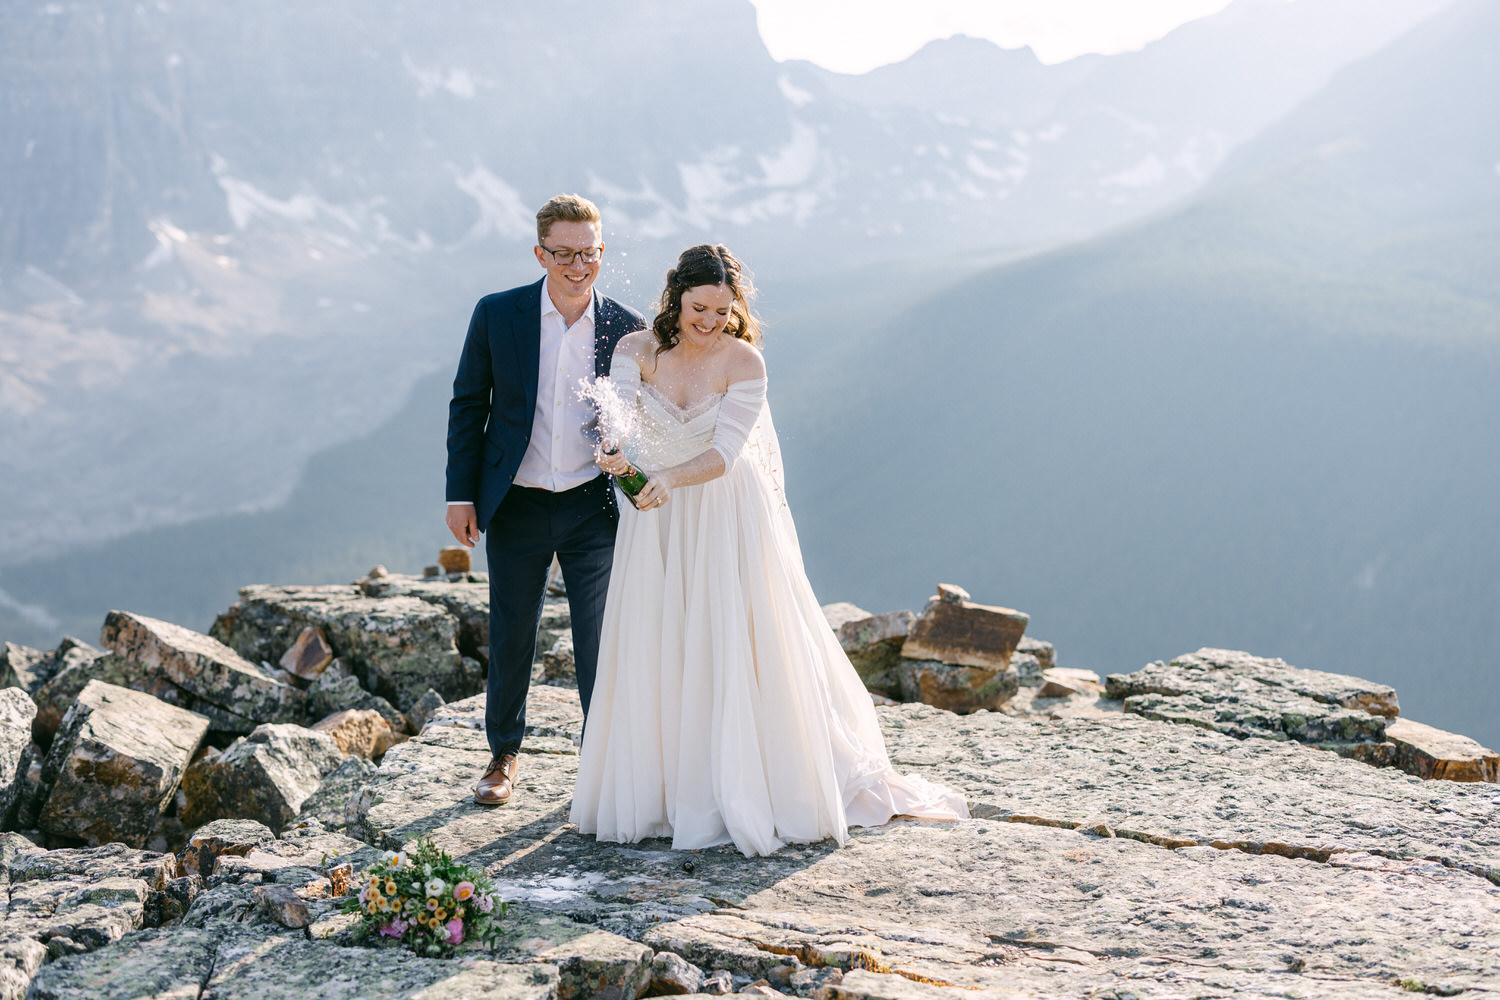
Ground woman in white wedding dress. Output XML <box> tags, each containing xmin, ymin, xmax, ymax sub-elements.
<box><xmin>569</xmin><ymin>245</ymin><xmax>967</xmax><ymax>857</ymax></box>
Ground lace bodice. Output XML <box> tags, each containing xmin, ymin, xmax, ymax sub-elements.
<box><xmin>610</xmin><ymin>356</ymin><xmax>767</xmax><ymax>473</ymax></box>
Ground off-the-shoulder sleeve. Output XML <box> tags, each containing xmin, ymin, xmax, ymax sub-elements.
<box><xmin>711</xmin><ymin>377</ymin><xmax>768</xmax><ymax>467</ymax></box>
<box><xmin>609</xmin><ymin>351</ymin><xmax>642</xmax><ymax>391</ymax></box>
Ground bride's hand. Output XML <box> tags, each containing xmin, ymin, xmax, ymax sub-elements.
<box><xmin>635</xmin><ymin>475</ymin><xmax>670</xmax><ymax>510</ymax></box>
<box><xmin>596</xmin><ymin>442</ymin><xmax>630</xmax><ymax>476</ymax></box>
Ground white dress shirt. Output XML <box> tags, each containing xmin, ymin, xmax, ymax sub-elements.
<box><xmin>512</xmin><ymin>285</ymin><xmax>599</xmax><ymax>492</ymax></box>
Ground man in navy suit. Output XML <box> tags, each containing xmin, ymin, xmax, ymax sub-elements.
<box><xmin>445</xmin><ymin>194</ymin><xmax>645</xmax><ymax>805</ymax></box>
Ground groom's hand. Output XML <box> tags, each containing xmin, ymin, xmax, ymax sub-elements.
<box><xmin>446</xmin><ymin>503</ymin><xmax>479</xmax><ymax>548</ymax></box>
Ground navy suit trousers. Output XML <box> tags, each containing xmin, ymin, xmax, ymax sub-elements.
<box><xmin>483</xmin><ymin>475</ymin><xmax>616</xmax><ymax>759</ymax></box>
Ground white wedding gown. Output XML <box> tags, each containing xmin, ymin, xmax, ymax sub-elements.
<box><xmin>569</xmin><ymin>355</ymin><xmax>968</xmax><ymax>857</ymax></box>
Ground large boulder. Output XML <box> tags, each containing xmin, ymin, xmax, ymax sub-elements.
<box><xmin>100</xmin><ymin>611</ymin><xmax>304</xmax><ymax>734</ymax></box>
<box><xmin>899</xmin><ymin>584</ymin><xmax>1029</xmax><ymax>671</ymax></box>
<box><xmin>0</xmin><ymin>687</ymin><xmax>37</xmax><ymax>825</ymax></box>
<box><xmin>180</xmin><ymin>724</ymin><xmax>345</xmax><ymax>834</ymax></box>
<box><xmin>36</xmin><ymin>681</ymin><xmax>209</xmax><ymax>849</ymax></box>
<box><xmin>211</xmin><ymin>585</ymin><xmax>480</xmax><ymax>710</ymax></box>
<box><xmin>834</xmin><ymin>609</ymin><xmax>914</xmax><ymax>699</ymax></box>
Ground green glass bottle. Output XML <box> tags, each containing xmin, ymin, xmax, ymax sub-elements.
<box><xmin>604</xmin><ymin>446</ymin><xmax>650</xmax><ymax>508</ymax></box>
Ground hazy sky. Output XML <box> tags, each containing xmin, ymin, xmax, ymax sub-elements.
<box><xmin>749</xmin><ymin>0</ymin><xmax>1241</xmax><ymax>71</ymax></box>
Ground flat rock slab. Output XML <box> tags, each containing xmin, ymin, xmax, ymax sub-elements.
<box><xmin>4</xmin><ymin>836</ymin><xmax>176</xmax><ymax>891</ymax></box>
<box><xmin>882</xmin><ymin>704</ymin><xmax>1500</xmax><ymax>883</ymax></box>
<box><xmin>38</xmin><ymin>680</ymin><xmax>209</xmax><ymax>848</ymax></box>
<box><xmin>1107</xmin><ymin>647</ymin><xmax>1401</xmax><ymax>716</ymax></box>
<box><xmin>27</xmin><ymin>926</ymin><xmax>558</xmax><ymax>1000</ymax></box>
<box><xmin>425</xmin><ymin>687</ymin><xmax>584</xmax><ymax>744</ymax></box>
<box><xmin>1121</xmin><ymin>687</ymin><xmax>1390</xmax><ymax>745</ymax></box>
<box><xmin>1107</xmin><ymin>648</ymin><xmax>1401</xmax><ymax>753</ymax></box>
<box><xmin>25</xmin><ymin>926</ymin><xmax>218</xmax><ymax>1000</ymax></box>
<box><xmin>102</xmin><ymin>610</ymin><xmax>303</xmax><ymax>732</ymax></box>
<box><xmin>489</xmin><ymin>813</ymin><xmax>1497</xmax><ymax>998</ymax></box>
<box><xmin>347</xmin><ymin>722</ymin><xmax>579</xmax><ymax>862</ymax></box>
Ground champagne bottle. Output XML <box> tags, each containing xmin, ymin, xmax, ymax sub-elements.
<box><xmin>603</xmin><ymin>445</ymin><xmax>650</xmax><ymax>508</ymax></box>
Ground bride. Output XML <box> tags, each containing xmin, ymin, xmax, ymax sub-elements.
<box><xmin>569</xmin><ymin>244</ymin><xmax>967</xmax><ymax>857</ymax></box>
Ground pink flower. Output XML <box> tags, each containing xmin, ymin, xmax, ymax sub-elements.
<box><xmin>476</xmin><ymin>894</ymin><xmax>494</xmax><ymax>914</ymax></box>
<box><xmin>444</xmin><ymin>917</ymin><xmax>465</xmax><ymax>944</ymax></box>
<box><xmin>380</xmin><ymin>918</ymin><xmax>409</xmax><ymax>938</ymax></box>
<box><xmin>454</xmin><ymin>881</ymin><xmax>475</xmax><ymax>901</ymax></box>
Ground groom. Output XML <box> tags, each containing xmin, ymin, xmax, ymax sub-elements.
<box><xmin>445</xmin><ymin>194</ymin><xmax>645</xmax><ymax>806</ymax></box>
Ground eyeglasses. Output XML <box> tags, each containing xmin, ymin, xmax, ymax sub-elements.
<box><xmin>540</xmin><ymin>244</ymin><xmax>603</xmax><ymax>265</ymax></box>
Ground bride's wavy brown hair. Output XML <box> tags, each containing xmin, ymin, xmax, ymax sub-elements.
<box><xmin>651</xmin><ymin>244</ymin><xmax>762</xmax><ymax>354</ymax></box>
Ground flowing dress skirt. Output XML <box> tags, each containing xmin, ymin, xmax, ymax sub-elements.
<box><xmin>570</xmin><ymin>455</ymin><xmax>967</xmax><ymax>857</ymax></box>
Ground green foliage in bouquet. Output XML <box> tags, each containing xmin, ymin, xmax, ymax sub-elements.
<box><xmin>343</xmin><ymin>838</ymin><xmax>507</xmax><ymax>956</ymax></box>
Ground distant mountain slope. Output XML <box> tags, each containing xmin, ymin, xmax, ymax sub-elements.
<box><xmin>0</xmin><ymin>0</ymin><xmax>1454</xmax><ymax>565</ymax></box>
<box><xmin>772</xmin><ymin>0</ymin><xmax>1500</xmax><ymax>748</ymax></box>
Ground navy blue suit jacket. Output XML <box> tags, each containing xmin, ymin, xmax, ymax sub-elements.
<box><xmin>445</xmin><ymin>278</ymin><xmax>647</xmax><ymax>531</ymax></box>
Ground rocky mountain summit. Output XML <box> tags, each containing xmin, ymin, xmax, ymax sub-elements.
<box><xmin>0</xmin><ymin>560</ymin><xmax>1495</xmax><ymax>999</ymax></box>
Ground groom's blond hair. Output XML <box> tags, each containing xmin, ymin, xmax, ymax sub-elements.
<box><xmin>536</xmin><ymin>194</ymin><xmax>601</xmax><ymax>244</ymax></box>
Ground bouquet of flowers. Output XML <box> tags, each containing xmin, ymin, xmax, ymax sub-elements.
<box><xmin>344</xmin><ymin>837</ymin><xmax>506</xmax><ymax>956</ymax></box>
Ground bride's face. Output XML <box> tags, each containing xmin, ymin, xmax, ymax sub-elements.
<box><xmin>678</xmin><ymin>283</ymin><xmax>734</xmax><ymax>346</ymax></box>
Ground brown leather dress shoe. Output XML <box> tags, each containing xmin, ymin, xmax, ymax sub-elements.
<box><xmin>474</xmin><ymin>753</ymin><xmax>519</xmax><ymax>805</ymax></box>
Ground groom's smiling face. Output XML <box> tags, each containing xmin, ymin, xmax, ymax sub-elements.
<box><xmin>535</xmin><ymin>220</ymin><xmax>603</xmax><ymax>300</ymax></box>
